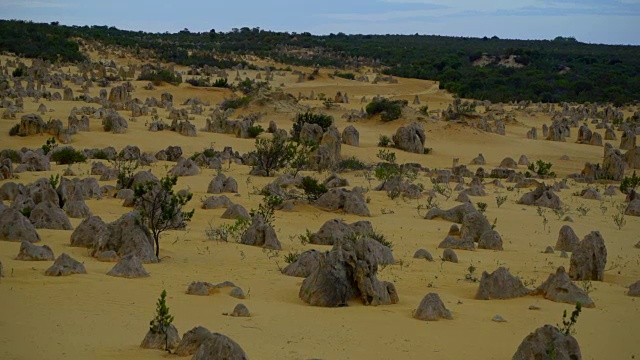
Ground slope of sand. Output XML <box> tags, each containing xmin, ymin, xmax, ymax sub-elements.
<box><xmin>0</xmin><ymin>53</ymin><xmax>639</xmax><ymax>360</ymax></box>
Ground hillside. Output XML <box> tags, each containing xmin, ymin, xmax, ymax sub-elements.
<box><xmin>1</xmin><ymin>19</ymin><xmax>640</xmax><ymax>104</ymax></box>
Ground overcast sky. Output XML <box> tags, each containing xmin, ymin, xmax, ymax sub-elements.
<box><xmin>1</xmin><ymin>0</ymin><xmax>639</xmax><ymax>45</ymax></box>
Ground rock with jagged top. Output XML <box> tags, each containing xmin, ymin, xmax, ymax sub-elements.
<box><xmin>512</xmin><ymin>325</ymin><xmax>582</xmax><ymax>360</ymax></box>
<box><xmin>282</xmin><ymin>249</ymin><xmax>323</xmax><ymax>278</ymax></box>
<box><xmin>107</xmin><ymin>254</ymin><xmax>149</xmax><ymax>278</ymax></box>
<box><xmin>29</xmin><ymin>200</ymin><xmax>73</xmax><ymax>230</ymax></box>
<box><xmin>240</xmin><ymin>215</ymin><xmax>281</xmax><ymax>250</ymax></box>
<box><xmin>0</xmin><ymin>207</ymin><xmax>41</xmax><ymax>243</ymax></box>
<box><xmin>533</xmin><ymin>266</ymin><xmax>594</xmax><ymax>307</ymax></box>
<box><xmin>175</xmin><ymin>326</ymin><xmax>212</xmax><ymax>356</ymax></box>
<box><xmin>299</xmin><ymin>237</ymin><xmax>399</xmax><ymax>307</ymax></box>
<box><xmin>555</xmin><ymin>225</ymin><xmax>579</xmax><ymax>252</ymax></box>
<box><xmin>92</xmin><ymin>212</ymin><xmax>157</xmax><ymax>263</ymax></box>
<box><xmin>568</xmin><ymin>231</ymin><xmax>607</xmax><ymax>281</ymax></box>
<box><xmin>44</xmin><ymin>253</ymin><xmax>87</xmax><ymax>276</ymax></box>
<box><xmin>310</xmin><ymin>218</ymin><xmax>374</xmax><ymax>245</ymax></box>
<box><xmin>15</xmin><ymin>241</ymin><xmax>54</xmax><ymax>261</ymax></box>
<box><xmin>192</xmin><ymin>333</ymin><xmax>249</xmax><ymax>360</ymax></box>
<box><xmin>140</xmin><ymin>324</ymin><xmax>180</xmax><ymax>351</ymax></box>
<box><xmin>413</xmin><ymin>293</ymin><xmax>453</xmax><ymax>321</ymax></box>
<box><xmin>475</xmin><ymin>267</ymin><xmax>531</xmax><ymax>300</ymax></box>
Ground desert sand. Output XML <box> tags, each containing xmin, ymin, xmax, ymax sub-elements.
<box><xmin>0</xmin><ymin>47</ymin><xmax>639</xmax><ymax>360</ymax></box>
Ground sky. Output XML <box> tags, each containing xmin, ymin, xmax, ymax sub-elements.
<box><xmin>1</xmin><ymin>0</ymin><xmax>639</xmax><ymax>45</ymax></box>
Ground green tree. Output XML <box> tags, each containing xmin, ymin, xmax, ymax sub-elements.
<box><xmin>149</xmin><ymin>289</ymin><xmax>174</xmax><ymax>353</ymax></box>
<box><xmin>251</xmin><ymin>135</ymin><xmax>297</xmax><ymax>176</ymax></box>
<box><xmin>134</xmin><ymin>175</ymin><xmax>194</xmax><ymax>258</ymax></box>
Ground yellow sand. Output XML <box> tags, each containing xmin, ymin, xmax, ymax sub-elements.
<box><xmin>0</xmin><ymin>51</ymin><xmax>639</xmax><ymax>360</ymax></box>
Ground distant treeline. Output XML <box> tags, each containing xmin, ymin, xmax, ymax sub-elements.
<box><xmin>1</xmin><ymin>20</ymin><xmax>639</xmax><ymax>105</ymax></box>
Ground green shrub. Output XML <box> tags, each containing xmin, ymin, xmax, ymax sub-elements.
<box><xmin>528</xmin><ymin>160</ymin><xmax>556</xmax><ymax>177</ymax></box>
<box><xmin>1</xmin><ymin>149</ymin><xmax>20</xmax><ymax>162</ymax></box>
<box><xmin>284</xmin><ymin>251</ymin><xmax>300</xmax><ymax>264</ymax></box>
<box><xmin>291</xmin><ymin>112</ymin><xmax>334</xmax><ymax>142</ymax></box>
<box><xmin>366</xmin><ymin>98</ymin><xmax>406</xmax><ymax>121</ymax></box>
<box><xmin>476</xmin><ymin>202</ymin><xmax>488</xmax><ymax>214</ymax></box>
<box><xmin>41</xmin><ymin>137</ymin><xmax>57</xmax><ymax>155</ymax></box>
<box><xmin>337</xmin><ymin>156</ymin><xmax>368</xmax><ymax>171</ymax></box>
<box><xmin>620</xmin><ymin>171</ymin><xmax>640</xmax><ymax>194</ymax></box>
<box><xmin>559</xmin><ymin>302</ymin><xmax>582</xmax><ymax>336</ymax></box>
<box><xmin>220</xmin><ymin>96</ymin><xmax>250</xmax><ymax>110</ymax></box>
<box><xmin>12</xmin><ymin>67</ymin><xmax>25</xmax><ymax>77</ymax></box>
<box><xmin>298</xmin><ymin>176</ymin><xmax>328</xmax><ymax>202</ymax></box>
<box><xmin>50</xmin><ymin>148</ymin><xmax>87</xmax><ymax>165</ymax></box>
<box><xmin>137</xmin><ymin>69</ymin><xmax>182</xmax><ymax>86</ymax></box>
<box><xmin>419</xmin><ymin>105</ymin><xmax>429</xmax><ymax>115</ymax></box>
<box><xmin>148</xmin><ymin>289</ymin><xmax>174</xmax><ymax>352</ymax></box>
<box><xmin>335</xmin><ymin>72</ymin><xmax>356</xmax><ymax>80</ymax></box>
<box><xmin>212</xmin><ymin>78</ymin><xmax>230</xmax><ymax>88</ymax></box>
<box><xmin>93</xmin><ymin>150</ymin><xmax>110</xmax><ymax>160</ymax></box>
<box><xmin>378</xmin><ymin>134</ymin><xmax>392</xmax><ymax>147</ymax></box>
<box><xmin>247</xmin><ymin>125</ymin><xmax>265</xmax><ymax>138</ymax></box>
<box><xmin>49</xmin><ymin>174</ymin><xmax>60</xmax><ymax>188</ymax></box>
<box><xmin>185</xmin><ymin>78</ymin><xmax>210</xmax><ymax>87</ymax></box>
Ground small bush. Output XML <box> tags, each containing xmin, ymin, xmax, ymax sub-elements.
<box><xmin>528</xmin><ymin>160</ymin><xmax>556</xmax><ymax>177</ymax></box>
<box><xmin>496</xmin><ymin>195</ymin><xmax>508</xmax><ymax>208</ymax></box>
<box><xmin>476</xmin><ymin>202</ymin><xmax>488</xmax><ymax>214</ymax></box>
<box><xmin>298</xmin><ymin>176</ymin><xmax>328</xmax><ymax>202</ymax></box>
<box><xmin>620</xmin><ymin>171</ymin><xmax>640</xmax><ymax>194</ymax></box>
<box><xmin>1</xmin><ymin>149</ymin><xmax>20</xmax><ymax>162</ymax></box>
<box><xmin>368</xmin><ymin>231</ymin><xmax>393</xmax><ymax>250</ymax></box>
<box><xmin>12</xmin><ymin>67</ymin><xmax>25</xmax><ymax>77</ymax></box>
<box><xmin>376</xmin><ymin>149</ymin><xmax>397</xmax><ymax>164</ymax></box>
<box><xmin>50</xmin><ymin>148</ymin><xmax>87</xmax><ymax>165</ymax></box>
<box><xmin>335</xmin><ymin>72</ymin><xmax>356</xmax><ymax>80</ymax></box>
<box><xmin>366</xmin><ymin>97</ymin><xmax>406</xmax><ymax>122</ymax></box>
<box><xmin>337</xmin><ymin>156</ymin><xmax>368</xmax><ymax>171</ymax></box>
<box><xmin>612</xmin><ymin>212</ymin><xmax>626</xmax><ymax>229</ymax></box>
<box><xmin>378</xmin><ymin>134</ymin><xmax>392</xmax><ymax>147</ymax></box>
<box><xmin>137</xmin><ymin>70</ymin><xmax>182</xmax><ymax>86</ymax></box>
<box><xmin>559</xmin><ymin>302</ymin><xmax>582</xmax><ymax>336</ymax></box>
<box><xmin>49</xmin><ymin>174</ymin><xmax>60</xmax><ymax>188</ymax></box>
<box><xmin>220</xmin><ymin>96</ymin><xmax>250</xmax><ymax>110</ymax></box>
<box><xmin>419</xmin><ymin>105</ymin><xmax>429</xmax><ymax>115</ymax></box>
<box><xmin>148</xmin><ymin>289</ymin><xmax>174</xmax><ymax>352</ymax></box>
<box><xmin>212</xmin><ymin>78</ymin><xmax>230</xmax><ymax>88</ymax></box>
<box><xmin>21</xmin><ymin>207</ymin><xmax>31</xmax><ymax>218</ymax></box>
<box><xmin>284</xmin><ymin>251</ymin><xmax>300</xmax><ymax>264</ymax></box>
<box><xmin>93</xmin><ymin>150</ymin><xmax>110</xmax><ymax>160</ymax></box>
<box><xmin>291</xmin><ymin>112</ymin><xmax>333</xmax><ymax>142</ymax></box>
<box><xmin>185</xmin><ymin>78</ymin><xmax>210</xmax><ymax>87</ymax></box>
<box><xmin>247</xmin><ymin>125</ymin><xmax>265</xmax><ymax>138</ymax></box>
<box><xmin>41</xmin><ymin>137</ymin><xmax>57</xmax><ymax>155</ymax></box>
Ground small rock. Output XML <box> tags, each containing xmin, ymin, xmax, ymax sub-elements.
<box><xmin>544</xmin><ymin>246</ymin><xmax>554</xmax><ymax>254</ymax></box>
<box><xmin>15</xmin><ymin>241</ymin><xmax>54</xmax><ymax>261</ymax></box>
<box><xmin>560</xmin><ymin>251</ymin><xmax>568</xmax><ymax>258</ymax></box>
<box><xmin>230</xmin><ymin>303</ymin><xmax>250</xmax><ymax>317</ymax></box>
<box><xmin>230</xmin><ymin>287</ymin><xmax>245</xmax><ymax>299</ymax></box>
<box><xmin>96</xmin><ymin>250</ymin><xmax>118</xmax><ymax>262</ymax></box>
<box><xmin>44</xmin><ymin>253</ymin><xmax>87</xmax><ymax>276</ymax></box>
<box><xmin>628</xmin><ymin>280</ymin><xmax>640</xmax><ymax>297</ymax></box>
<box><xmin>492</xmin><ymin>315</ymin><xmax>507</xmax><ymax>322</ymax></box>
<box><xmin>529</xmin><ymin>305</ymin><xmax>541</xmax><ymax>310</ymax></box>
<box><xmin>413</xmin><ymin>249</ymin><xmax>434</xmax><ymax>261</ymax></box>
<box><xmin>413</xmin><ymin>293</ymin><xmax>453</xmax><ymax>321</ymax></box>
<box><xmin>442</xmin><ymin>248</ymin><xmax>458</xmax><ymax>263</ymax></box>
<box><xmin>106</xmin><ymin>254</ymin><xmax>149</xmax><ymax>278</ymax></box>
